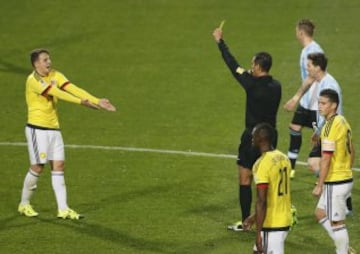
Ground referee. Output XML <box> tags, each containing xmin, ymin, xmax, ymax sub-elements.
<box><xmin>212</xmin><ymin>27</ymin><xmax>281</xmax><ymax>231</ymax></box>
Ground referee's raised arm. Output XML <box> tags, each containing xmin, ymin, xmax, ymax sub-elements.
<box><xmin>212</xmin><ymin>28</ymin><xmax>242</xmax><ymax>79</ymax></box>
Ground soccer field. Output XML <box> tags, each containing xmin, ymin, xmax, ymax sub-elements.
<box><xmin>1</xmin><ymin>0</ymin><xmax>360</xmax><ymax>253</ymax></box>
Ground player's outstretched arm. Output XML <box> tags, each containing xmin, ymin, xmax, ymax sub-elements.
<box><xmin>98</xmin><ymin>98</ymin><xmax>116</xmax><ymax>112</ymax></box>
<box><xmin>81</xmin><ymin>99</ymin><xmax>100</xmax><ymax>110</ymax></box>
<box><xmin>62</xmin><ymin>83</ymin><xmax>116</xmax><ymax>112</ymax></box>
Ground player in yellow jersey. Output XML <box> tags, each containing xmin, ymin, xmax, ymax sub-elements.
<box><xmin>312</xmin><ymin>89</ymin><xmax>355</xmax><ymax>254</ymax></box>
<box><xmin>243</xmin><ymin>123</ymin><xmax>292</xmax><ymax>254</ymax></box>
<box><xmin>18</xmin><ymin>48</ymin><xmax>116</xmax><ymax>219</ymax></box>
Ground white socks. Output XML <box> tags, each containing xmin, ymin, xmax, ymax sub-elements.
<box><xmin>20</xmin><ymin>169</ymin><xmax>39</xmax><ymax>204</ymax></box>
<box><xmin>51</xmin><ymin>171</ymin><xmax>68</xmax><ymax>211</ymax></box>
<box><xmin>320</xmin><ymin>218</ymin><xmax>349</xmax><ymax>254</ymax></box>
<box><xmin>333</xmin><ymin>225</ymin><xmax>349</xmax><ymax>254</ymax></box>
<box><xmin>319</xmin><ymin>217</ymin><xmax>335</xmax><ymax>239</ymax></box>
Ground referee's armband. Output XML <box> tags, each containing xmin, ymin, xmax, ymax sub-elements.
<box><xmin>236</xmin><ymin>67</ymin><xmax>246</xmax><ymax>75</ymax></box>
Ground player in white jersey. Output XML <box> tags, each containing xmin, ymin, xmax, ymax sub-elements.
<box><xmin>286</xmin><ymin>51</ymin><xmax>353</xmax><ymax>215</ymax></box>
<box><xmin>286</xmin><ymin>53</ymin><xmax>342</xmax><ymax>171</ymax></box>
<box><xmin>298</xmin><ymin>41</ymin><xmax>324</xmax><ymax>107</ymax></box>
<box><xmin>284</xmin><ymin>19</ymin><xmax>324</xmax><ymax>179</ymax></box>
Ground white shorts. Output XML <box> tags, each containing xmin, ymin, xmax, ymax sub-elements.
<box><xmin>317</xmin><ymin>181</ymin><xmax>353</xmax><ymax>221</ymax></box>
<box><xmin>25</xmin><ymin>125</ymin><xmax>65</xmax><ymax>165</ymax></box>
<box><xmin>253</xmin><ymin>230</ymin><xmax>288</xmax><ymax>254</ymax></box>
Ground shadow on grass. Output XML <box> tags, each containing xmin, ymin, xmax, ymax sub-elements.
<box><xmin>0</xmin><ymin>32</ymin><xmax>96</xmax><ymax>76</ymax></box>
<box><xmin>287</xmin><ymin>230</ymin><xmax>334</xmax><ymax>253</ymax></box>
<box><xmin>0</xmin><ymin>214</ymin><xmax>38</xmax><ymax>231</ymax></box>
<box><xmin>0</xmin><ymin>60</ymin><xmax>30</xmax><ymax>75</ymax></box>
<box><xmin>37</xmin><ymin>217</ymin><xmax>177</xmax><ymax>254</ymax></box>
<box><xmin>78</xmin><ymin>182</ymin><xmax>180</xmax><ymax>213</ymax></box>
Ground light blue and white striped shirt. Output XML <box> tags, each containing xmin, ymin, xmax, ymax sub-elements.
<box><xmin>299</xmin><ymin>40</ymin><xmax>324</xmax><ymax>109</ymax></box>
<box><xmin>309</xmin><ymin>73</ymin><xmax>343</xmax><ymax>132</ymax></box>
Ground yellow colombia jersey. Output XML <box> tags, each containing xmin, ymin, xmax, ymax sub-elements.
<box><xmin>253</xmin><ymin>150</ymin><xmax>292</xmax><ymax>230</ymax></box>
<box><xmin>321</xmin><ymin>115</ymin><xmax>353</xmax><ymax>183</ymax></box>
<box><xmin>26</xmin><ymin>70</ymin><xmax>70</xmax><ymax>129</ymax></box>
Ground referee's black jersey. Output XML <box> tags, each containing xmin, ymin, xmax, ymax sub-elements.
<box><xmin>218</xmin><ymin>40</ymin><xmax>281</xmax><ymax>130</ymax></box>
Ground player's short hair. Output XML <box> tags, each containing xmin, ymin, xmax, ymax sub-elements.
<box><xmin>252</xmin><ymin>122</ymin><xmax>275</xmax><ymax>144</ymax></box>
<box><xmin>254</xmin><ymin>52</ymin><xmax>272</xmax><ymax>72</ymax></box>
<box><xmin>307</xmin><ymin>52</ymin><xmax>327</xmax><ymax>71</ymax></box>
<box><xmin>297</xmin><ymin>19</ymin><xmax>315</xmax><ymax>37</ymax></box>
<box><xmin>320</xmin><ymin>89</ymin><xmax>339</xmax><ymax>109</ymax></box>
<box><xmin>30</xmin><ymin>48</ymin><xmax>49</xmax><ymax>67</ymax></box>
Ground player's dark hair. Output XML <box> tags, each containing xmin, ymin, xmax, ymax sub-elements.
<box><xmin>253</xmin><ymin>122</ymin><xmax>275</xmax><ymax>144</ymax></box>
<box><xmin>254</xmin><ymin>52</ymin><xmax>272</xmax><ymax>72</ymax></box>
<box><xmin>297</xmin><ymin>19</ymin><xmax>315</xmax><ymax>37</ymax></box>
<box><xmin>307</xmin><ymin>52</ymin><xmax>327</xmax><ymax>71</ymax></box>
<box><xmin>30</xmin><ymin>48</ymin><xmax>49</xmax><ymax>67</ymax></box>
<box><xmin>320</xmin><ymin>89</ymin><xmax>339</xmax><ymax>109</ymax></box>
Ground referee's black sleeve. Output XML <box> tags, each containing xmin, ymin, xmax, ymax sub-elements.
<box><xmin>217</xmin><ymin>39</ymin><xmax>247</xmax><ymax>85</ymax></box>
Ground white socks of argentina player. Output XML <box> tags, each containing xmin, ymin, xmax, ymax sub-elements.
<box><xmin>319</xmin><ymin>218</ymin><xmax>349</xmax><ymax>254</ymax></box>
<box><xmin>20</xmin><ymin>169</ymin><xmax>39</xmax><ymax>204</ymax></box>
<box><xmin>51</xmin><ymin>171</ymin><xmax>68</xmax><ymax>211</ymax></box>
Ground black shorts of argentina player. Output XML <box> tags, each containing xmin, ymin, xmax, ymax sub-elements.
<box><xmin>213</xmin><ymin>27</ymin><xmax>281</xmax><ymax>231</ymax></box>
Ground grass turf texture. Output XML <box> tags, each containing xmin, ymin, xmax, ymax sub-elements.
<box><xmin>1</xmin><ymin>0</ymin><xmax>360</xmax><ymax>253</ymax></box>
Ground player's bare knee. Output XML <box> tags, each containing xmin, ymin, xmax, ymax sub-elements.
<box><xmin>30</xmin><ymin>164</ymin><xmax>44</xmax><ymax>174</ymax></box>
<box><xmin>239</xmin><ymin>167</ymin><xmax>252</xmax><ymax>185</ymax></box>
<box><xmin>330</xmin><ymin>220</ymin><xmax>344</xmax><ymax>227</ymax></box>
<box><xmin>289</xmin><ymin>124</ymin><xmax>302</xmax><ymax>132</ymax></box>
<box><xmin>50</xmin><ymin>160</ymin><xmax>65</xmax><ymax>171</ymax></box>
<box><xmin>314</xmin><ymin>208</ymin><xmax>326</xmax><ymax>221</ymax></box>
<box><xmin>307</xmin><ymin>158</ymin><xmax>318</xmax><ymax>172</ymax></box>
<box><xmin>239</xmin><ymin>176</ymin><xmax>252</xmax><ymax>185</ymax></box>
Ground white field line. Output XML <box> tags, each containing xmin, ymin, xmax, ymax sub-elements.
<box><xmin>1</xmin><ymin>141</ymin><xmax>359</xmax><ymax>172</ymax></box>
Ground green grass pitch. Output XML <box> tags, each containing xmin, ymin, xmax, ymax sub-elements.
<box><xmin>1</xmin><ymin>0</ymin><xmax>360</xmax><ymax>253</ymax></box>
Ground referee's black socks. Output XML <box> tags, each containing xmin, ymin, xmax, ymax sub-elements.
<box><xmin>239</xmin><ymin>185</ymin><xmax>252</xmax><ymax>222</ymax></box>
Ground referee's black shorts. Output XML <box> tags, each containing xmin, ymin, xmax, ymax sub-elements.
<box><xmin>291</xmin><ymin>105</ymin><xmax>317</xmax><ymax>129</ymax></box>
<box><xmin>237</xmin><ymin>128</ymin><xmax>278</xmax><ymax>169</ymax></box>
